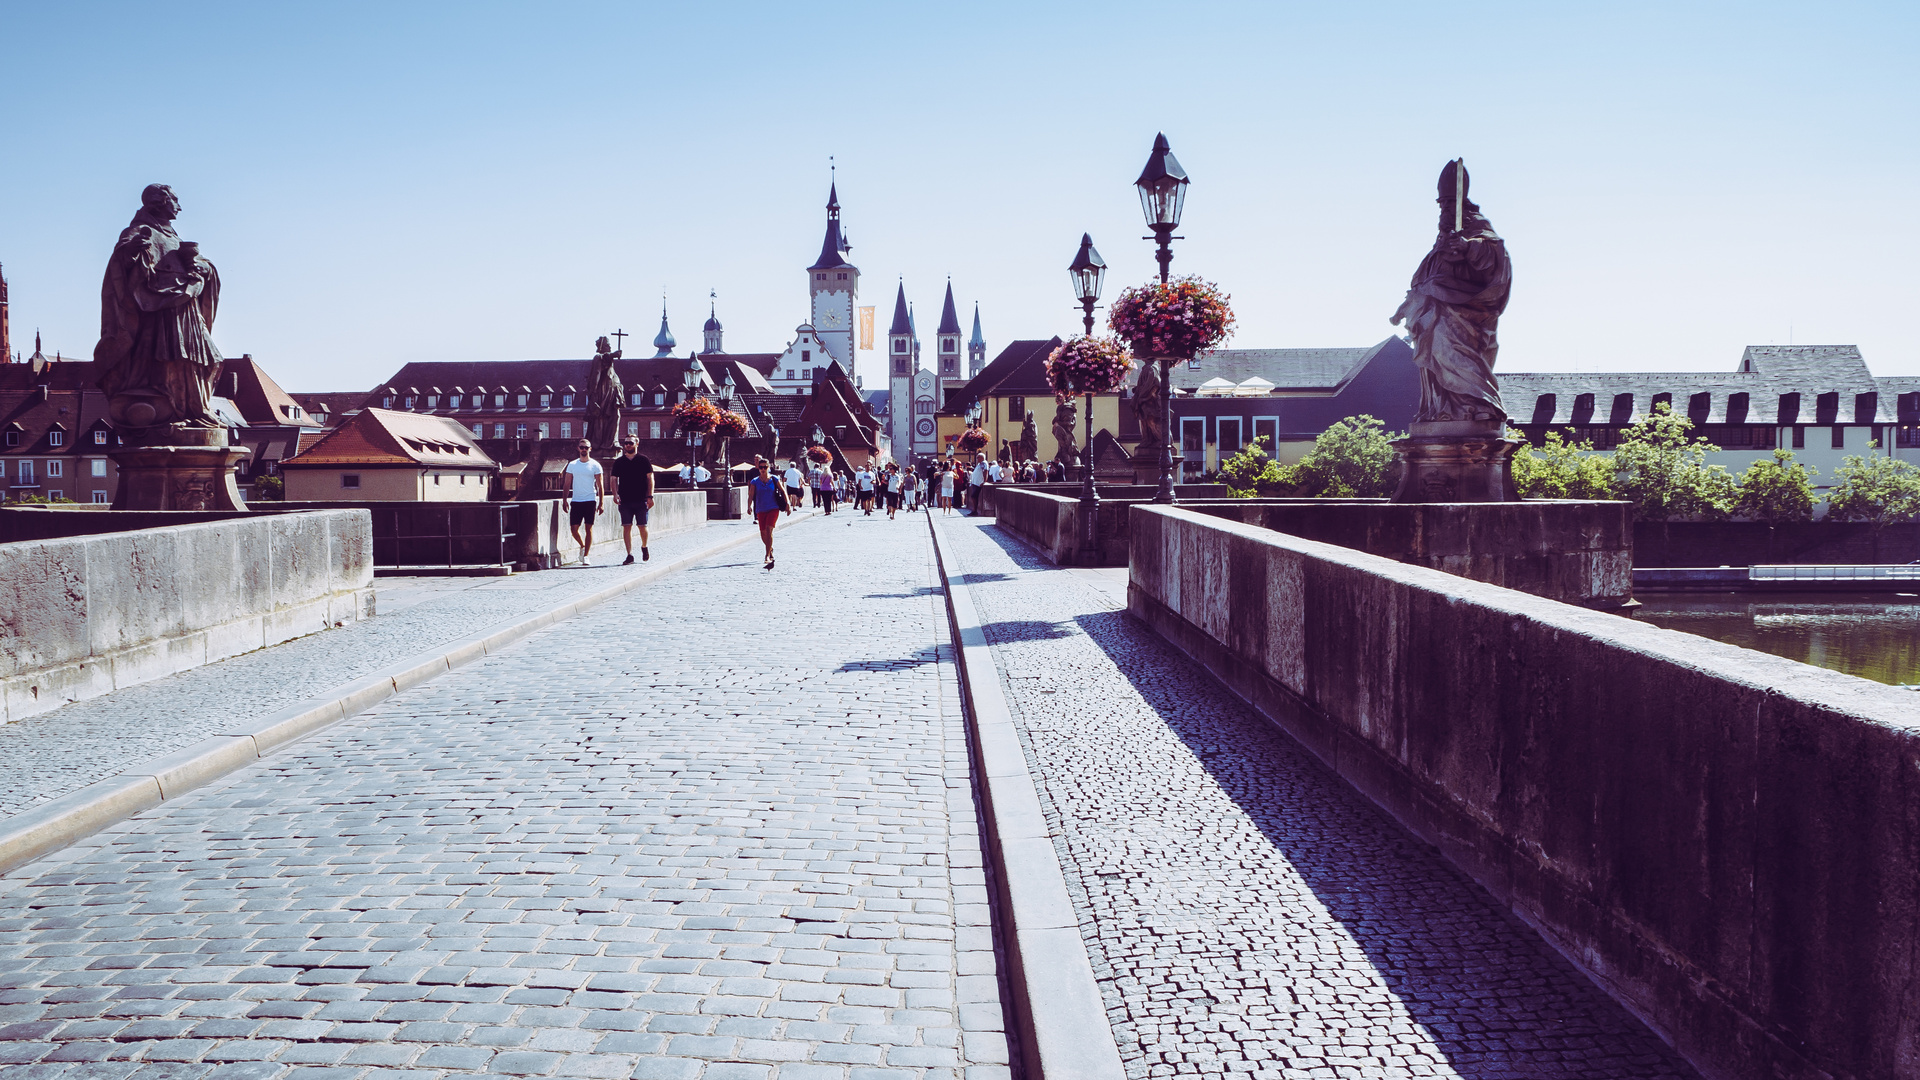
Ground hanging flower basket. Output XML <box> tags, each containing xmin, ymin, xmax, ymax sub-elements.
<box><xmin>670</xmin><ymin>397</ymin><xmax>721</xmax><ymax>434</ymax></box>
<box><xmin>1107</xmin><ymin>275</ymin><xmax>1236</xmax><ymax>360</ymax></box>
<box><xmin>806</xmin><ymin>445</ymin><xmax>832</xmax><ymax>464</ymax></box>
<box><xmin>713</xmin><ymin>410</ymin><xmax>749</xmax><ymax>439</ymax></box>
<box><xmin>958</xmin><ymin>427</ymin><xmax>988</xmax><ymax>453</ymax></box>
<box><xmin>1046</xmin><ymin>335</ymin><xmax>1135</xmax><ymax>401</ymax></box>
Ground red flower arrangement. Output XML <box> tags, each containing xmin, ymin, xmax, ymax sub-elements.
<box><xmin>670</xmin><ymin>397</ymin><xmax>721</xmax><ymax>434</ymax></box>
<box><xmin>957</xmin><ymin>427</ymin><xmax>988</xmax><ymax>453</ymax></box>
<box><xmin>1107</xmin><ymin>275</ymin><xmax>1236</xmax><ymax>359</ymax></box>
<box><xmin>713</xmin><ymin>410</ymin><xmax>749</xmax><ymax>439</ymax></box>
<box><xmin>806</xmin><ymin>445</ymin><xmax>832</xmax><ymax>464</ymax></box>
<box><xmin>1046</xmin><ymin>335</ymin><xmax>1134</xmax><ymax>401</ymax></box>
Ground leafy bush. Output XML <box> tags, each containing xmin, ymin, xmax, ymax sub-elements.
<box><xmin>1730</xmin><ymin>449</ymin><xmax>1816</xmax><ymax>523</ymax></box>
<box><xmin>1218</xmin><ymin>436</ymin><xmax>1294</xmax><ymax>497</ymax></box>
<box><xmin>1218</xmin><ymin>416</ymin><xmax>1402</xmax><ymax>499</ymax></box>
<box><xmin>1611</xmin><ymin>402</ymin><xmax>1733</xmax><ymax>520</ymax></box>
<box><xmin>1825</xmin><ymin>450</ymin><xmax>1920</xmax><ymax>524</ymax></box>
<box><xmin>1510</xmin><ymin>429</ymin><xmax>1617</xmax><ymax>500</ymax></box>
<box><xmin>253</xmin><ymin>476</ymin><xmax>285</xmax><ymax>501</ymax></box>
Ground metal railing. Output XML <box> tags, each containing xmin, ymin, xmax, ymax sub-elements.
<box><xmin>1749</xmin><ymin>564</ymin><xmax>1920</xmax><ymax>581</ymax></box>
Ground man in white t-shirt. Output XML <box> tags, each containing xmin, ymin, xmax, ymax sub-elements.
<box><xmin>782</xmin><ymin>462</ymin><xmax>806</xmax><ymax>510</ymax></box>
<box><xmin>561</xmin><ymin>440</ymin><xmax>605</xmax><ymax>563</ymax></box>
<box><xmin>855</xmin><ymin>467</ymin><xmax>876</xmax><ymax>515</ymax></box>
<box><xmin>987</xmin><ymin>460</ymin><xmax>1004</xmax><ymax>484</ymax></box>
<box><xmin>968</xmin><ymin>459</ymin><xmax>987</xmax><ymax>515</ymax></box>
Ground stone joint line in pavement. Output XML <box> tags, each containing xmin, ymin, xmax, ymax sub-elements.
<box><xmin>0</xmin><ymin>508</ymin><xmax>1011</xmax><ymax>1079</ymax></box>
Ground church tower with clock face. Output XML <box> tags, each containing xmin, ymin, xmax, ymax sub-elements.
<box><xmin>808</xmin><ymin>182</ymin><xmax>859</xmax><ymax>368</ymax></box>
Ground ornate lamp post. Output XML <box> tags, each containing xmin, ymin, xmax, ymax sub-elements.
<box><xmin>715</xmin><ymin>370</ymin><xmax>736</xmax><ymax>501</ymax></box>
<box><xmin>1068</xmin><ymin>233</ymin><xmax>1107</xmax><ymax>559</ymax></box>
<box><xmin>682</xmin><ymin>357</ymin><xmax>705</xmax><ymax>488</ymax></box>
<box><xmin>1136</xmin><ymin>132</ymin><xmax>1189</xmax><ymax>504</ymax></box>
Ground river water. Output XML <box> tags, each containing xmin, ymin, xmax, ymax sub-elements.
<box><xmin>1633</xmin><ymin>594</ymin><xmax>1920</xmax><ymax>687</ymax></box>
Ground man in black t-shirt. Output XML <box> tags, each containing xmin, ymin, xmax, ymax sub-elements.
<box><xmin>609</xmin><ymin>436</ymin><xmax>655</xmax><ymax>565</ymax></box>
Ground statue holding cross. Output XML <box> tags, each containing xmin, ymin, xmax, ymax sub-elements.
<box><xmin>585</xmin><ymin>335</ymin><xmax>624</xmax><ymax>455</ymax></box>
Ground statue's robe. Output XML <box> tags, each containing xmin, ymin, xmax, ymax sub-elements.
<box><xmin>584</xmin><ymin>353</ymin><xmax>624</xmax><ymax>453</ymax></box>
<box><xmin>96</xmin><ymin>210</ymin><xmax>222</xmax><ymax>428</ymax></box>
<box><xmin>1394</xmin><ymin>209</ymin><xmax>1511</xmax><ymax>424</ymax></box>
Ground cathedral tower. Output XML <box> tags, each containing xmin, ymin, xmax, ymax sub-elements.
<box><xmin>969</xmin><ymin>303</ymin><xmax>986</xmax><ymax>379</ymax></box>
<box><xmin>887</xmin><ymin>280</ymin><xmax>913</xmax><ymax>462</ymax></box>
<box><xmin>808</xmin><ymin>182</ymin><xmax>859</xmax><ymax>367</ymax></box>
<box><xmin>703</xmin><ymin>291</ymin><xmax>723</xmax><ymax>353</ymax></box>
<box><xmin>936</xmin><ymin>280</ymin><xmax>964</xmax><ymax>392</ymax></box>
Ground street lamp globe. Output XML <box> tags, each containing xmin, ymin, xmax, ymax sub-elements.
<box><xmin>683</xmin><ymin>357</ymin><xmax>705</xmax><ymax>391</ymax></box>
<box><xmin>1134</xmin><ymin>132</ymin><xmax>1189</xmax><ymax>231</ymax></box>
<box><xmin>717</xmin><ymin>370</ymin><xmax>736</xmax><ymax>405</ymax></box>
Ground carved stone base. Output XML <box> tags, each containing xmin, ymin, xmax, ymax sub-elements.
<box><xmin>1391</xmin><ymin>435</ymin><xmax>1520</xmax><ymax>503</ymax></box>
<box><xmin>109</xmin><ymin>444</ymin><xmax>252</xmax><ymax>511</ymax></box>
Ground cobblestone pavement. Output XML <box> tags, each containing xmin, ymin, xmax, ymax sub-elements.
<box><xmin>0</xmin><ymin>521</ymin><xmax>770</xmax><ymax>819</ymax></box>
<box><xmin>937</xmin><ymin>515</ymin><xmax>1698</xmax><ymax>1080</ymax></box>
<box><xmin>0</xmin><ymin>510</ymin><xmax>1009</xmax><ymax>1079</ymax></box>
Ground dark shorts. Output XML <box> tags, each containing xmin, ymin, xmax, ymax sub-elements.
<box><xmin>620</xmin><ymin>502</ymin><xmax>648</xmax><ymax>527</ymax></box>
<box><xmin>787</xmin><ymin>486</ymin><xmax>804</xmax><ymax>506</ymax></box>
<box><xmin>886</xmin><ymin>491</ymin><xmax>901</xmax><ymax>508</ymax></box>
<box><xmin>569</xmin><ymin>500</ymin><xmax>597</xmax><ymax>527</ymax></box>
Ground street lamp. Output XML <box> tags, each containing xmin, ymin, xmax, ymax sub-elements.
<box><xmin>1136</xmin><ymin>132</ymin><xmax>1189</xmax><ymax>504</ymax></box>
<box><xmin>1069</xmin><ymin>234</ymin><xmax>1106</xmax><ymax>562</ymax></box>
<box><xmin>714</xmin><ymin>370</ymin><xmax>737</xmax><ymax>503</ymax></box>
<box><xmin>682</xmin><ymin>357</ymin><xmax>705</xmax><ymax>488</ymax></box>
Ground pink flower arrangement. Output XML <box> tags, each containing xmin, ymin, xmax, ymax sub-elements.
<box><xmin>1046</xmin><ymin>335</ymin><xmax>1134</xmax><ymax>401</ymax></box>
<box><xmin>806</xmin><ymin>445</ymin><xmax>832</xmax><ymax>464</ymax></box>
<box><xmin>1107</xmin><ymin>275</ymin><xmax>1236</xmax><ymax>360</ymax></box>
<box><xmin>670</xmin><ymin>397</ymin><xmax>721</xmax><ymax>434</ymax></box>
<box><xmin>713</xmin><ymin>410</ymin><xmax>749</xmax><ymax>439</ymax></box>
<box><xmin>957</xmin><ymin>427</ymin><xmax>988</xmax><ymax>452</ymax></box>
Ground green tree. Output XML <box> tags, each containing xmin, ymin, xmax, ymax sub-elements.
<box><xmin>254</xmin><ymin>476</ymin><xmax>285</xmax><ymax>501</ymax></box>
<box><xmin>1509</xmin><ymin>428</ymin><xmax>1618</xmax><ymax>500</ymax></box>
<box><xmin>1218</xmin><ymin>435</ymin><xmax>1296</xmax><ymax>498</ymax></box>
<box><xmin>1825</xmin><ymin>450</ymin><xmax>1920</xmax><ymax>524</ymax></box>
<box><xmin>1730</xmin><ymin>449</ymin><xmax>1817</xmax><ymax>523</ymax></box>
<box><xmin>1293</xmin><ymin>415</ymin><xmax>1402</xmax><ymax>498</ymax></box>
<box><xmin>1611</xmin><ymin>402</ymin><xmax>1734</xmax><ymax>520</ymax></box>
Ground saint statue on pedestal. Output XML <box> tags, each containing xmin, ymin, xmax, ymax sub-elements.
<box><xmin>95</xmin><ymin>184</ymin><xmax>223</xmax><ymax>432</ymax></box>
<box><xmin>1390</xmin><ymin>160</ymin><xmax>1512</xmax><ymax>428</ymax></box>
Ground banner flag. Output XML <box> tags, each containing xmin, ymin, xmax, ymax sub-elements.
<box><xmin>858</xmin><ymin>306</ymin><xmax>875</xmax><ymax>350</ymax></box>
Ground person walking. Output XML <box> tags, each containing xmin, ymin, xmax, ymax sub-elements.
<box><xmin>856</xmin><ymin>465</ymin><xmax>876</xmax><ymax>515</ymax></box>
<box><xmin>609</xmin><ymin>435</ymin><xmax>654</xmax><ymax>564</ymax></box>
<box><xmin>747</xmin><ymin>457</ymin><xmax>791</xmax><ymax>570</ymax></box>
<box><xmin>902</xmin><ymin>468</ymin><xmax>919</xmax><ymax>512</ymax></box>
<box><xmin>561</xmin><ymin>440</ymin><xmax>605</xmax><ymax>563</ymax></box>
<box><xmin>814</xmin><ymin>460</ymin><xmax>836</xmax><ymax>514</ymax></box>
<box><xmin>939</xmin><ymin>462</ymin><xmax>956</xmax><ymax>514</ymax></box>
<box><xmin>967</xmin><ymin>457</ymin><xmax>987</xmax><ymax>515</ymax></box>
<box><xmin>782</xmin><ymin>458</ymin><xmax>807</xmax><ymax>513</ymax></box>
<box><xmin>885</xmin><ymin>464</ymin><xmax>904</xmax><ymax>520</ymax></box>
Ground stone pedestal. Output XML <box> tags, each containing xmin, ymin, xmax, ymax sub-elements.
<box><xmin>1392</xmin><ymin>421</ymin><xmax>1520</xmax><ymax>503</ymax></box>
<box><xmin>110</xmin><ymin>437</ymin><xmax>251</xmax><ymax>511</ymax></box>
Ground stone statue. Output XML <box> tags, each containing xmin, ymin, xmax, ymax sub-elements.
<box><xmin>95</xmin><ymin>184</ymin><xmax>222</xmax><ymax>433</ymax></box>
<box><xmin>1131</xmin><ymin>361</ymin><xmax>1165</xmax><ymax>453</ymax></box>
<box><xmin>1017</xmin><ymin>411</ymin><xmax>1038</xmax><ymax>462</ymax></box>
<box><xmin>1390</xmin><ymin>160</ymin><xmax>1512</xmax><ymax>428</ymax></box>
<box><xmin>1052</xmin><ymin>399</ymin><xmax>1078</xmax><ymax>464</ymax></box>
<box><xmin>584</xmin><ymin>335</ymin><xmax>624</xmax><ymax>453</ymax></box>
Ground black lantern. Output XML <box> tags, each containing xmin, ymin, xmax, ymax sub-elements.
<box><xmin>1068</xmin><ymin>233</ymin><xmax>1106</xmax><ymax>336</ymax></box>
<box><xmin>1135</xmin><ymin>132</ymin><xmax>1189</xmax><ymax>284</ymax></box>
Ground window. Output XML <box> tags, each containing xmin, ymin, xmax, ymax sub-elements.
<box><xmin>538</xmin><ymin>422</ymin><xmax>550</xmax><ymax>439</ymax></box>
<box><xmin>46</xmin><ymin>459</ymin><xmax>65</xmax><ymax>477</ymax></box>
<box><xmin>1253</xmin><ymin>416</ymin><xmax>1279</xmax><ymax>450</ymax></box>
<box><xmin>1792</xmin><ymin>425</ymin><xmax>1804</xmax><ymax>448</ymax></box>
<box><xmin>1181</xmin><ymin>418</ymin><xmax>1205</xmax><ymax>453</ymax></box>
<box><xmin>787</xmin><ymin>369</ymin><xmax>796</xmax><ymax>379</ymax></box>
<box><xmin>460</xmin><ymin>474</ymin><xmax>468</xmax><ymax>484</ymax></box>
<box><xmin>837</xmin><ymin>273</ymin><xmax>847</xmax><ymax>280</ymax></box>
<box><xmin>48</xmin><ymin>430</ymin><xmax>63</xmax><ymax>447</ymax></box>
<box><xmin>649</xmin><ymin>421</ymin><xmax>662</xmax><ymax>439</ymax></box>
<box><xmin>893</xmin><ymin>340</ymin><xmax>907</xmax><ymax>354</ymax></box>
<box><xmin>18</xmin><ymin>460</ymin><xmax>32</xmax><ymax>485</ymax></box>
<box><xmin>816</xmin><ymin>273</ymin><xmax>825</xmax><ymax>280</ymax></box>
<box><xmin>515</xmin><ymin>423</ymin><xmax>528</xmax><ymax>438</ymax></box>
<box><xmin>1833</xmin><ymin>425</ymin><xmax>1846</xmax><ymax>449</ymax></box>
<box><xmin>560</xmin><ymin>422</ymin><xmax>572</xmax><ymax>439</ymax></box>
<box><xmin>916</xmin><ymin>400</ymin><xmax>934</xmax><ymax>414</ymax></box>
<box><xmin>631</xmin><ymin>393</ymin><xmax>643</xmax><ymax>406</ymax></box>
<box><xmin>472</xmin><ymin>423</ymin><xmax>484</xmax><ymax>437</ymax></box>
<box><xmin>516</xmin><ymin>394</ymin><xmax>528</xmax><ymax>407</ymax></box>
<box><xmin>894</xmin><ymin>356</ymin><xmax>907</xmax><ymax>375</ymax></box>
<box><xmin>942</xmin><ymin>340</ymin><xmax>955</xmax><ymax>353</ymax></box>
<box><xmin>341</xmin><ymin>474</ymin><xmax>360</xmax><ymax>489</ymax></box>
<box><xmin>653</xmin><ymin>393</ymin><xmax>665</xmax><ymax>406</ymax></box>
<box><xmin>91</xmin><ymin>459</ymin><xmax>106</xmax><ymax>477</ymax></box>
<box><xmin>627</xmin><ymin>421</ymin><xmax>639</xmax><ymax>436</ymax></box>
<box><xmin>1899</xmin><ymin>426</ymin><xmax>1920</xmax><ymax>449</ymax></box>
<box><xmin>92</xmin><ymin>491</ymin><xmax>108</xmax><ymax>504</ymax></box>
<box><xmin>540</xmin><ymin>394</ymin><xmax>551</xmax><ymax>408</ymax></box>
<box><xmin>493</xmin><ymin>423</ymin><xmax>506</xmax><ymax>438</ymax></box>
<box><xmin>382</xmin><ymin>397</ymin><xmax>393</xmax><ymax>408</ymax></box>
<box><xmin>426</xmin><ymin>396</ymin><xmax>438</xmax><ymax>408</ymax></box>
<box><xmin>1187</xmin><ymin>360</ymin><xmax>1201</xmax><ymax>370</ymax></box>
<box><xmin>802</xmin><ymin>368</ymin><xmax>812</xmax><ymax>380</ymax></box>
<box><xmin>563</xmin><ymin>394</ymin><xmax>574</xmax><ymax>407</ymax></box>
<box><xmin>47</xmin><ymin>490</ymin><xmax>61</xmax><ymax>501</ymax></box>
<box><xmin>434</xmin><ymin>473</ymin><xmax>441</xmax><ymax>485</ymax></box>
<box><xmin>494</xmin><ymin>394</ymin><xmax>506</xmax><ymax>407</ymax></box>
<box><xmin>450</xmin><ymin>395</ymin><xmax>461</xmax><ymax>409</ymax></box>
<box><xmin>1008</xmin><ymin>396</ymin><xmax>1025</xmax><ymax>421</ymax></box>
<box><xmin>403</xmin><ymin>396</ymin><xmax>415</xmax><ymax>409</ymax></box>
<box><xmin>2</xmin><ymin>430</ymin><xmax>15</xmax><ymax>447</ymax></box>
<box><xmin>93</xmin><ymin>430</ymin><xmax>107</xmax><ymax>445</ymax></box>
<box><xmin>1217</xmin><ymin>417</ymin><xmax>1243</xmax><ymax>456</ymax></box>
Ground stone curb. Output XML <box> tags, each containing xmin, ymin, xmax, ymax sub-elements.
<box><xmin>927</xmin><ymin>513</ymin><xmax>1127</xmax><ymax>1080</ymax></box>
<box><xmin>0</xmin><ymin>512</ymin><xmax>817</xmax><ymax>876</ymax></box>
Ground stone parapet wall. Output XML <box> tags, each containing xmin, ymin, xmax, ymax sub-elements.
<box><xmin>1127</xmin><ymin>505</ymin><xmax>1919</xmax><ymax>1080</ymax></box>
<box><xmin>276</xmin><ymin>492</ymin><xmax>707</xmax><ymax>569</ymax></box>
<box><xmin>971</xmin><ymin>484</ymin><xmax>1231</xmax><ymax>566</ymax></box>
<box><xmin>0</xmin><ymin>510</ymin><xmax>375</xmax><ymax>725</ymax></box>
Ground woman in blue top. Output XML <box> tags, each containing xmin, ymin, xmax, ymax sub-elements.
<box><xmin>747</xmin><ymin>458</ymin><xmax>791</xmax><ymax>570</ymax></box>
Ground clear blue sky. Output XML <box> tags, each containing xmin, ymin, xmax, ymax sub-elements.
<box><xmin>3</xmin><ymin>1</ymin><xmax>1915</xmax><ymax>391</ymax></box>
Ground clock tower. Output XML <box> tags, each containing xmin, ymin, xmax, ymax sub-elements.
<box><xmin>808</xmin><ymin>181</ymin><xmax>859</xmax><ymax>368</ymax></box>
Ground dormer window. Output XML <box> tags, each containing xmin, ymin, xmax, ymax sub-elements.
<box><xmin>516</xmin><ymin>394</ymin><xmax>529</xmax><ymax>408</ymax></box>
<box><xmin>48</xmin><ymin>428</ymin><xmax>64</xmax><ymax>447</ymax></box>
<box><xmin>540</xmin><ymin>394</ymin><xmax>551</xmax><ymax>408</ymax></box>
<box><xmin>653</xmin><ymin>393</ymin><xmax>665</xmax><ymax>406</ymax></box>
<box><xmin>382</xmin><ymin>397</ymin><xmax>394</xmax><ymax>408</ymax></box>
<box><xmin>93</xmin><ymin>430</ymin><xmax>108</xmax><ymax>445</ymax></box>
<box><xmin>494</xmin><ymin>394</ymin><xmax>506</xmax><ymax>407</ymax></box>
<box><xmin>403</xmin><ymin>396</ymin><xmax>415</xmax><ymax>409</ymax></box>
<box><xmin>424</xmin><ymin>396</ymin><xmax>437</xmax><ymax>408</ymax></box>
<box><xmin>562</xmin><ymin>394</ymin><xmax>574</xmax><ymax>408</ymax></box>
<box><xmin>4</xmin><ymin>427</ymin><xmax>20</xmax><ymax>448</ymax></box>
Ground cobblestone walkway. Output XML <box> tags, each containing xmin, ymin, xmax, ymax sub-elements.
<box><xmin>0</xmin><ymin>520</ymin><xmax>770</xmax><ymax>819</ymax></box>
<box><xmin>0</xmin><ymin>511</ymin><xmax>1008</xmax><ymax>1079</ymax></box>
<box><xmin>937</xmin><ymin>515</ymin><xmax>1697</xmax><ymax>1080</ymax></box>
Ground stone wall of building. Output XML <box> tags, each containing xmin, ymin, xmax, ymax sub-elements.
<box><xmin>0</xmin><ymin>510</ymin><xmax>374</xmax><ymax>724</ymax></box>
<box><xmin>1127</xmin><ymin>505</ymin><xmax>1920</xmax><ymax>1080</ymax></box>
